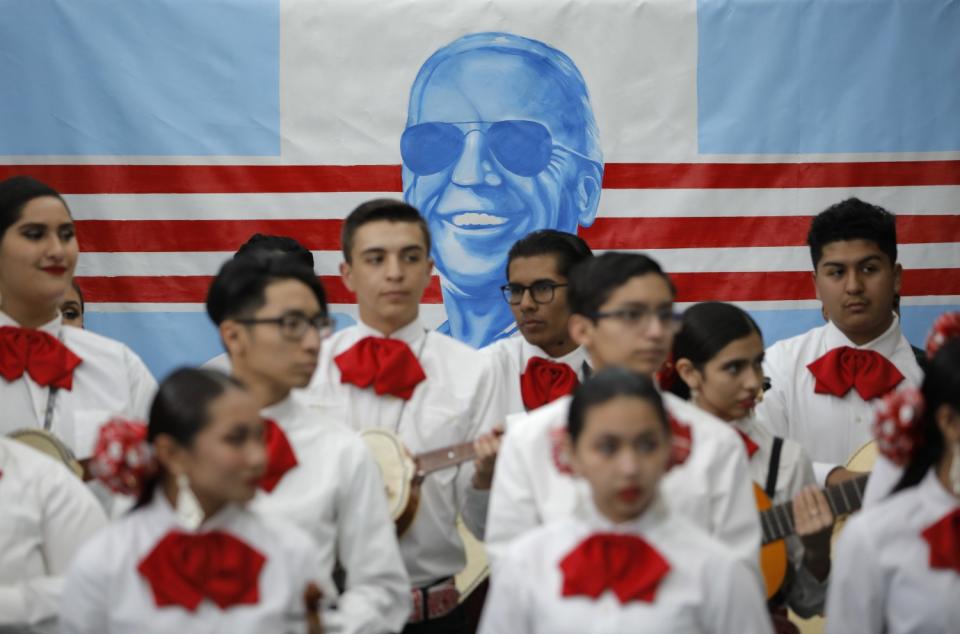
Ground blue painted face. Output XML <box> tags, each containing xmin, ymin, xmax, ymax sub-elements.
<box><xmin>402</xmin><ymin>44</ymin><xmax>602</xmax><ymax>297</ymax></box>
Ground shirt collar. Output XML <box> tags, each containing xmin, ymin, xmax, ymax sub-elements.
<box><xmin>824</xmin><ymin>312</ymin><xmax>902</xmax><ymax>357</ymax></box>
<box><xmin>920</xmin><ymin>468</ymin><xmax>960</xmax><ymax>514</ymax></box>
<box><xmin>520</xmin><ymin>338</ymin><xmax>590</xmax><ymax>369</ymax></box>
<box><xmin>575</xmin><ymin>481</ymin><xmax>669</xmax><ymax>535</ymax></box>
<box><xmin>0</xmin><ymin>309</ymin><xmax>63</xmax><ymax>338</ymax></box>
<box><xmin>355</xmin><ymin>316</ymin><xmax>426</xmax><ymax>347</ymax></box>
<box><xmin>149</xmin><ymin>486</ymin><xmax>246</xmax><ymax>533</ymax></box>
<box><xmin>261</xmin><ymin>394</ymin><xmax>299</xmax><ymax>428</ymax></box>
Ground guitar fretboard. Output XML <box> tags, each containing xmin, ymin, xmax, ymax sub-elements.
<box><xmin>416</xmin><ymin>442</ymin><xmax>477</xmax><ymax>478</ymax></box>
<box><xmin>761</xmin><ymin>473</ymin><xmax>869</xmax><ymax>545</ymax></box>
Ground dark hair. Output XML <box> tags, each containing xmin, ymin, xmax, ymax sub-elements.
<box><xmin>568</xmin><ymin>368</ymin><xmax>670</xmax><ymax>443</ymax></box>
<box><xmin>505</xmin><ymin>229</ymin><xmax>594</xmax><ymax>281</ymax></box>
<box><xmin>568</xmin><ymin>252</ymin><xmax>675</xmax><ymax>318</ymax></box>
<box><xmin>892</xmin><ymin>338</ymin><xmax>960</xmax><ymax>493</ymax></box>
<box><xmin>135</xmin><ymin>367</ymin><xmax>245</xmax><ymax>508</ymax></box>
<box><xmin>341</xmin><ymin>199</ymin><xmax>431</xmax><ymax>263</ymax></box>
<box><xmin>234</xmin><ymin>233</ymin><xmax>314</xmax><ymax>270</ymax></box>
<box><xmin>206</xmin><ymin>254</ymin><xmax>327</xmax><ymax>326</ymax></box>
<box><xmin>669</xmin><ymin>302</ymin><xmax>762</xmax><ymax>400</ymax></box>
<box><xmin>0</xmin><ymin>175</ymin><xmax>69</xmax><ymax>240</ymax></box>
<box><xmin>807</xmin><ymin>197</ymin><xmax>897</xmax><ymax>268</ymax></box>
<box><xmin>70</xmin><ymin>278</ymin><xmax>85</xmax><ymax>312</ymax></box>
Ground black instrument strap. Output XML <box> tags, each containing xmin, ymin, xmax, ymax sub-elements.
<box><xmin>765</xmin><ymin>436</ymin><xmax>784</xmax><ymax>499</ymax></box>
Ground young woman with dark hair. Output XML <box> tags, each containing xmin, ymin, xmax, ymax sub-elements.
<box><xmin>0</xmin><ymin>175</ymin><xmax>156</xmax><ymax>461</ymax></box>
<box><xmin>671</xmin><ymin>302</ymin><xmax>833</xmax><ymax>621</ymax></box>
<box><xmin>61</xmin><ymin>367</ymin><xmax>332</xmax><ymax>633</ymax></box>
<box><xmin>825</xmin><ymin>338</ymin><xmax>960</xmax><ymax>633</ymax></box>
<box><xmin>479</xmin><ymin>368</ymin><xmax>771</xmax><ymax>633</ymax></box>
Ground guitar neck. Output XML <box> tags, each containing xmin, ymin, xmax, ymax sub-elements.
<box><xmin>761</xmin><ymin>473</ymin><xmax>869</xmax><ymax>545</ymax></box>
<box><xmin>415</xmin><ymin>442</ymin><xmax>478</xmax><ymax>478</ymax></box>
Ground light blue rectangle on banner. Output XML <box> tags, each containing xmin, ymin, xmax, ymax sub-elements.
<box><xmin>0</xmin><ymin>0</ymin><xmax>279</xmax><ymax>156</ymax></box>
<box><xmin>697</xmin><ymin>0</ymin><xmax>960</xmax><ymax>154</ymax></box>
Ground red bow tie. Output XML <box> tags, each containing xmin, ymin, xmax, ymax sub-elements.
<box><xmin>520</xmin><ymin>357</ymin><xmax>580</xmax><ymax>410</ymax></box>
<box><xmin>921</xmin><ymin>508</ymin><xmax>960</xmax><ymax>575</ymax></box>
<box><xmin>735</xmin><ymin>429</ymin><xmax>760</xmax><ymax>458</ymax></box>
<box><xmin>807</xmin><ymin>346</ymin><xmax>904</xmax><ymax>401</ymax></box>
<box><xmin>561</xmin><ymin>533</ymin><xmax>671</xmax><ymax>604</ymax></box>
<box><xmin>259</xmin><ymin>418</ymin><xmax>298</xmax><ymax>493</ymax></box>
<box><xmin>335</xmin><ymin>336</ymin><xmax>426</xmax><ymax>400</ymax></box>
<box><xmin>138</xmin><ymin>530</ymin><xmax>266</xmax><ymax>611</ymax></box>
<box><xmin>0</xmin><ymin>326</ymin><xmax>82</xmax><ymax>389</ymax></box>
<box><xmin>668</xmin><ymin>416</ymin><xmax>693</xmax><ymax>468</ymax></box>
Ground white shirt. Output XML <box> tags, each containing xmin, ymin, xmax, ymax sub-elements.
<box><xmin>251</xmin><ymin>394</ymin><xmax>410</xmax><ymax>634</ymax></box>
<box><xmin>0</xmin><ymin>437</ymin><xmax>107</xmax><ymax>633</ymax></box>
<box><xmin>300</xmin><ymin>317</ymin><xmax>506</xmax><ymax>587</ymax></box>
<box><xmin>479</xmin><ymin>494</ymin><xmax>772</xmax><ymax>634</ymax></box>
<box><xmin>60</xmin><ymin>493</ymin><xmax>334</xmax><ymax>634</ymax></box>
<box><xmin>862</xmin><ymin>453</ymin><xmax>904</xmax><ymax>507</ymax></box>
<box><xmin>757</xmin><ymin>316</ymin><xmax>923</xmax><ymax>485</ymax></box>
<box><xmin>732</xmin><ymin>414</ymin><xmax>827</xmax><ymax>617</ymax></box>
<box><xmin>0</xmin><ymin>311</ymin><xmax>157</xmax><ymax>459</ymax></box>
<box><xmin>825</xmin><ymin>470</ymin><xmax>960</xmax><ymax>634</ymax></box>
<box><xmin>482</xmin><ymin>335</ymin><xmax>591</xmax><ymax>417</ymax></box>
<box><xmin>485</xmin><ymin>392</ymin><xmax>762</xmax><ymax>587</ymax></box>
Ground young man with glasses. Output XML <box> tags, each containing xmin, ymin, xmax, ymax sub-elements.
<box><xmin>206</xmin><ymin>254</ymin><xmax>411</xmax><ymax>633</ymax></box>
<box><xmin>486</xmin><ymin>253</ymin><xmax>762</xmax><ymax>588</ymax></box>
<box><xmin>483</xmin><ymin>230</ymin><xmax>594</xmax><ymax>416</ymax></box>
<box><xmin>300</xmin><ymin>199</ymin><xmax>505</xmax><ymax>634</ymax></box>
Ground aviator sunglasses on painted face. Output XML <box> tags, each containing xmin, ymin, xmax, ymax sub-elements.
<box><xmin>402</xmin><ymin>119</ymin><xmax>581</xmax><ymax>177</ymax></box>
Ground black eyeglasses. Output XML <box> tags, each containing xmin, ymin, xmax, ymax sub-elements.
<box><xmin>401</xmin><ymin>120</ymin><xmax>591</xmax><ymax>177</ymax></box>
<box><xmin>500</xmin><ymin>281</ymin><xmax>568</xmax><ymax>305</ymax></box>
<box><xmin>235</xmin><ymin>312</ymin><xmax>334</xmax><ymax>341</ymax></box>
<box><xmin>592</xmin><ymin>306</ymin><xmax>681</xmax><ymax>332</ymax></box>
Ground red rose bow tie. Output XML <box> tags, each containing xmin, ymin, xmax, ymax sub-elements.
<box><xmin>560</xmin><ymin>533</ymin><xmax>671</xmax><ymax>604</ymax></box>
<box><xmin>0</xmin><ymin>326</ymin><xmax>82</xmax><ymax>389</ymax></box>
<box><xmin>806</xmin><ymin>346</ymin><xmax>904</xmax><ymax>401</ymax></box>
<box><xmin>335</xmin><ymin>336</ymin><xmax>426</xmax><ymax>400</ymax></box>
<box><xmin>520</xmin><ymin>357</ymin><xmax>580</xmax><ymax>410</ymax></box>
<box><xmin>921</xmin><ymin>508</ymin><xmax>960</xmax><ymax>575</ymax></box>
<box><xmin>259</xmin><ymin>418</ymin><xmax>298</xmax><ymax>493</ymax></box>
<box><xmin>735</xmin><ymin>429</ymin><xmax>760</xmax><ymax>458</ymax></box>
<box><xmin>138</xmin><ymin>531</ymin><xmax>267</xmax><ymax>611</ymax></box>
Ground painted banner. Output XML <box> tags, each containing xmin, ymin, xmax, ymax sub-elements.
<box><xmin>2</xmin><ymin>0</ymin><xmax>958</xmax><ymax>378</ymax></box>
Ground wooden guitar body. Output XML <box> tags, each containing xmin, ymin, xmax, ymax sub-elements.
<box><xmin>755</xmin><ymin>483</ymin><xmax>789</xmax><ymax>600</ymax></box>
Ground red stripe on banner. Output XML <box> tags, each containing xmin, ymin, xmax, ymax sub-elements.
<box><xmin>76</xmin><ymin>269</ymin><xmax>960</xmax><ymax>304</ymax></box>
<box><xmin>78</xmin><ymin>275</ymin><xmax>445</xmax><ymax>304</ymax></box>
<box><xmin>75</xmin><ymin>214</ymin><xmax>960</xmax><ymax>252</ymax></box>
<box><xmin>4</xmin><ymin>160</ymin><xmax>960</xmax><ymax>193</ymax></box>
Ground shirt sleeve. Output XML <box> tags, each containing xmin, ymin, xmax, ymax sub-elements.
<box><xmin>701</xmin><ymin>554</ymin><xmax>773</xmax><ymax>634</ymax></box>
<box><xmin>459</xmin><ymin>358</ymin><xmax>507</xmax><ymax>540</ymax></box>
<box><xmin>0</xmin><ymin>461</ymin><xmax>107</xmax><ymax>628</ymax></box>
<box><xmin>476</xmin><ymin>549</ymin><xmax>534</xmax><ymax>634</ymax></box>
<box><xmin>862</xmin><ymin>454</ymin><xmax>902</xmax><ymax>507</ymax></box>
<box><xmin>123</xmin><ymin>345</ymin><xmax>158</xmax><ymax>419</ymax></box>
<box><xmin>484</xmin><ymin>422</ymin><xmax>543</xmax><ymax>571</ymax></box>
<box><xmin>824</xmin><ymin>517</ymin><xmax>886</xmax><ymax>634</ymax></box>
<box><xmin>324</xmin><ymin>442</ymin><xmax>411</xmax><ymax>634</ymax></box>
<box><xmin>58</xmin><ymin>536</ymin><xmax>112</xmax><ymax>634</ymax></box>
<box><xmin>705</xmin><ymin>433</ymin><xmax>764</xmax><ymax>591</ymax></box>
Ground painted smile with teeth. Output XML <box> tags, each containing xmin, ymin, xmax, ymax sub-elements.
<box><xmin>451</xmin><ymin>212</ymin><xmax>508</xmax><ymax>227</ymax></box>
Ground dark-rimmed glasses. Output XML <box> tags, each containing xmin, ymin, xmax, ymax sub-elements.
<box><xmin>235</xmin><ymin>312</ymin><xmax>334</xmax><ymax>341</ymax></box>
<box><xmin>500</xmin><ymin>282</ymin><xmax>568</xmax><ymax>305</ymax></box>
<box><xmin>592</xmin><ymin>306</ymin><xmax>681</xmax><ymax>332</ymax></box>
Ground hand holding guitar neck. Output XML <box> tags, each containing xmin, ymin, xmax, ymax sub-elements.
<box><xmin>303</xmin><ymin>582</ymin><xmax>323</xmax><ymax>634</ymax></box>
<box><xmin>791</xmin><ymin>484</ymin><xmax>834</xmax><ymax>581</ymax></box>
<box><xmin>471</xmin><ymin>425</ymin><xmax>505</xmax><ymax>490</ymax></box>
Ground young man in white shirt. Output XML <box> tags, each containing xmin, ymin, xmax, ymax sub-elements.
<box><xmin>756</xmin><ymin>198</ymin><xmax>924</xmax><ymax>489</ymax></box>
<box><xmin>299</xmin><ymin>199</ymin><xmax>505</xmax><ymax>634</ymax></box>
<box><xmin>483</xmin><ymin>230</ymin><xmax>593</xmax><ymax>416</ymax></box>
<box><xmin>206</xmin><ymin>254</ymin><xmax>410</xmax><ymax>633</ymax></box>
<box><xmin>487</xmin><ymin>252</ymin><xmax>762</xmax><ymax>585</ymax></box>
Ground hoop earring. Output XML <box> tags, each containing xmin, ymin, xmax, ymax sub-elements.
<box><xmin>175</xmin><ymin>473</ymin><xmax>204</xmax><ymax>531</ymax></box>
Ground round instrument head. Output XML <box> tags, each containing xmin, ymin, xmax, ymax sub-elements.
<box><xmin>7</xmin><ymin>428</ymin><xmax>83</xmax><ymax>479</ymax></box>
<box><xmin>360</xmin><ymin>428</ymin><xmax>416</xmax><ymax>521</ymax></box>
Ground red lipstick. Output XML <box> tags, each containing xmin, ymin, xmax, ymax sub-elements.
<box><xmin>42</xmin><ymin>266</ymin><xmax>67</xmax><ymax>275</ymax></box>
<box><xmin>617</xmin><ymin>487</ymin><xmax>641</xmax><ymax>503</ymax></box>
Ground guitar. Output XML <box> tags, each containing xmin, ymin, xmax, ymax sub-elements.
<box><xmin>756</xmin><ymin>473</ymin><xmax>869</xmax><ymax>599</ymax></box>
<box><xmin>7</xmin><ymin>428</ymin><xmax>84</xmax><ymax>479</ymax></box>
<box><xmin>361</xmin><ymin>428</ymin><xmax>490</xmax><ymax>604</ymax></box>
